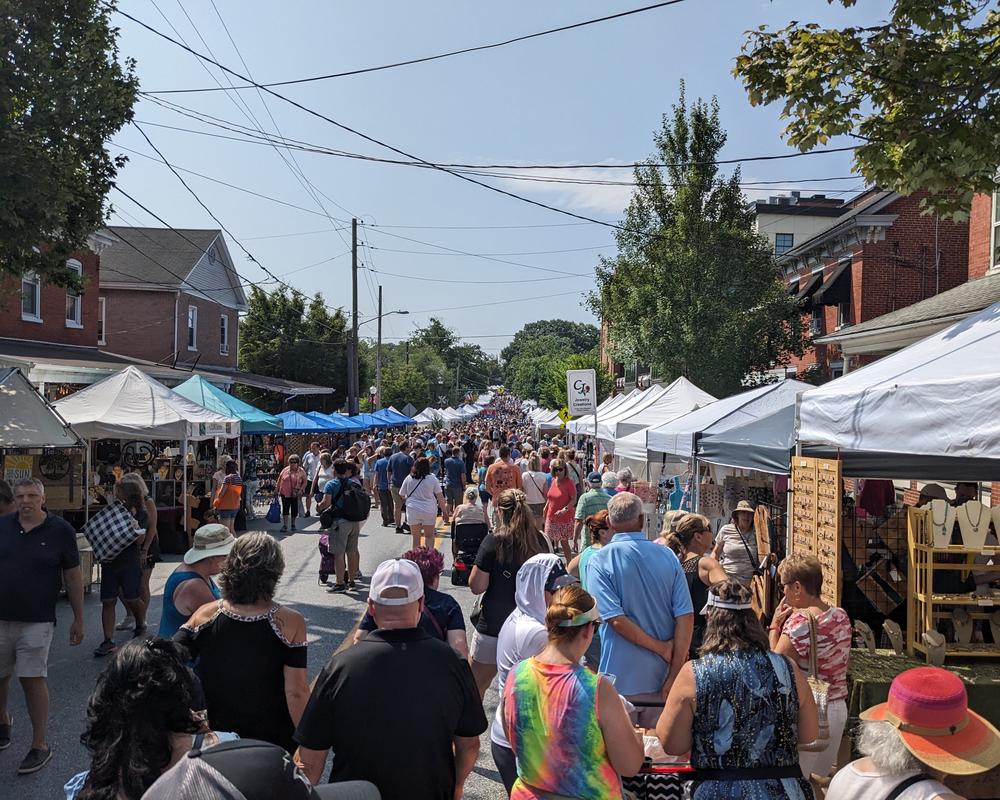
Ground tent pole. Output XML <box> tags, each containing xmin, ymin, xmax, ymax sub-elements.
<box><xmin>691</xmin><ymin>433</ymin><xmax>701</xmax><ymax>512</ymax></box>
<box><xmin>182</xmin><ymin>434</ymin><xmax>189</xmax><ymax>542</ymax></box>
<box><xmin>84</xmin><ymin>440</ymin><xmax>92</xmax><ymax>523</ymax></box>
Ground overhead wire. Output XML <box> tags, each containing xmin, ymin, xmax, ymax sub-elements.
<box><xmin>143</xmin><ymin>1</ymin><xmax>691</xmax><ymax>94</ymax></box>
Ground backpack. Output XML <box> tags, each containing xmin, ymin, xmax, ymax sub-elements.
<box><xmin>327</xmin><ymin>478</ymin><xmax>372</xmax><ymax>523</ymax></box>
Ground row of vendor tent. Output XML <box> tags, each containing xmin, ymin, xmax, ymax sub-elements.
<box><xmin>528</xmin><ymin>408</ymin><xmax>562</xmax><ymax>431</ymax></box>
<box><xmin>412</xmin><ymin>404</ymin><xmax>483</xmax><ymax>426</ymax></box>
<box><xmin>277</xmin><ymin>407</ymin><xmax>418</xmax><ymax>433</ymax></box>
<box><xmin>604</xmin><ymin>298</ymin><xmax>1000</xmax><ymax>480</ymax></box>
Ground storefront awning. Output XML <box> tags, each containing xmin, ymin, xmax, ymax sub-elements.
<box><xmin>795</xmin><ymin>272</ymin><xmax>824</xmax><ymax>304</ymax></box>
<box><xmin>813</xmin><ymin>260</ymin><xmax>852</xmax><ymax>306</ymax></box>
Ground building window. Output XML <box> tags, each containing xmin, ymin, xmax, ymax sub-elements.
<box><xmin>65</xmin><ymin>258</ymin><xmax>82</xmax><ymax>327</ymax></box>
<box><xmin>775</xmin><ymin>233</ymin><xmax>795</xmax><ymax>255</ymax></box>
<box><xmin>21</xmin><ymin>272</ymin><xmax>41</xmax><ymax>321</ymax></box>
<box><xmin>97</xmin><ymin>297</ymin><xmax>106</xmax><ymax>345</ymax></box>
<box><xmin>810</xmin><ymin>306</ymin><xmax>824</xmax><ymax>336</ymax></box>
<box><xmin>992</xmin><ymin>190</ymin><xmax>1000</xmax><ymax>272</ymax></box>
<box><xmin>829</xmin><ymin>360</ymin><xmax>845</xmax><ymax>380</ymax></box>
<box><xmin>187</xmin><ymin>305</ymin><xmax>198</xmax><ymax>351</ymax></box>
<box><xmin>785</xmin><ymin>366</ymin><xmax>798</xmax><ymax>379</ymax></box>
<box><xmin>837</xmin><ymin>300</ymin><xmax>852</xmax><ymax>328</ymax></box>
<box><xmin>220</xmin><ymin>314</ymin><xmax>229</xmax><ymax>355</ymax></box>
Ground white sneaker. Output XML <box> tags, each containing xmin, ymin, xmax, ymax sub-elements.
<box><xmin>116</xmin><ymin>615</ymin><xmax>136</xmax><ymax>631</ymax></box>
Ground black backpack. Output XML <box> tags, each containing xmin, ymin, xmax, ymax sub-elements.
<box><xmin>323</xmin><ymin>479</ymin><xmax>372</xmax><ymax>524</ymax></box>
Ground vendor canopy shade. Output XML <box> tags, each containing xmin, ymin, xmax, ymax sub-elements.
<box><xmin>372</xmin><ymin>408</ymin><xmax>414</xmax><ymax>427</ymax></box>
<box><xmin>0</xmin><ymin>367</ymin><xmax>84</xmax><ymax>449</ymax></box>
<box><xmin>622</xmin><ymin>378</ymin><xmax>812</xmax><ymax>461</ymax></box>
<box><xmin>54</xmin><ymin>366</ymin><xmax>240</xmax><ymax>441</ymax></box>
<box><xmin>606</xmin><ymin>377</ymin><xmax>717</xmax><ymax>442</ymax></box>
<box><xmin>699</xmin><ymin>404</ymin><xmax>797</xmax><ymax>475</ymax></box>
<box><xmin>798</xmin><ymin>300</ymin><xmax>1000</xmax><ymax>464</ymax></box>
<box><xmin>301</xmin><ymin>412</ymin><xmax>366</xmax><ymax>433</ymax></box>
<box><xmin>594</xmin><ymin>384</ymin><xmax>668</xmax><ymax>442</ymax></box>
<box><xmin>566</xmin><ymin>389</ymin><xmax>639</xmax><ymax>435</ymax></box>
<box><xmin>173</xmin><ymin>375</ymin><xmax>282</xmax><ymax>434</ymax></box>
<box><xmin>278</xmin><ymin>411</ymin><xmax>339</xmax><ymax>433</ymax></box>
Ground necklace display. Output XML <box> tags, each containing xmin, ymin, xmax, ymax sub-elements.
<box><xmin>957</xmin><ymin>500</ymin><xmax>988</xmax><ymax>549</ymax></box>
<box><xmin>927</xmin><ymin>499</ymin><xmax>956</xmax><ymax>548</ymax></box>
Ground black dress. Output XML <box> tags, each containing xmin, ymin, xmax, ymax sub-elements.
<box><xmin>683</xmin><ymin>556</ymin><xmax>709</xmax><ymax>659</ymax></box>
<box><xmin>174</xmin><ymin>601</ymin><xmax>307</xmax><ymax>752</ymax></box>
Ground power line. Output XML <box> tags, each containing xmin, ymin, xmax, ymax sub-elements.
<box><xmin>118</xmin><ymin>11</ymin><xmax>857</xmax><ymax>234</ymax></box>
<box><xmin>371</xmin><ymin>244</ymin><xmax>613</xmax><ymax>257</ymax></box>
<box><xmin>408</xmin><ymin>288</ymin><xmax>586</xmax><ymax>314</ymax></box>
<box><xmin>366</xmin><ymin>268</ymin><xmax>585</xmax><ymax>285</ymax></box>
<box><xmin>142</xmin><ymin>1</ymin><xmax>691</xmax><ymax>94</ymax></box>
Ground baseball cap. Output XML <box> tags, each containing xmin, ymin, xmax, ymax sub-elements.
<box><xmin>369</xmin><ymin>558</ymin><xmax>424</xmax><ymax>606</ymax></box>
<box><xmin>545</xmin><ymin>559</ymin><xmax>578</xmax><ymax>592</ymax></box>
<box><xmin>587</xmin><ymin>471</ymin><xmax>602</xmax><ymax>487</ymax></box>
<box><xmin>141</xmin><ymin>738</ymin><xmax>379</xmax><ymax>800</ymax></box>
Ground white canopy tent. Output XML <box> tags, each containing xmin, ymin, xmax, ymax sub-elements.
<box><xmin>594</xmin><ymin>384</ymin><xmax>668</xmax><ymax>442</ymax></box>
<box><xmin>599</xmin><ymin>377</ymin><xmax>717</xmax><ymax>444</ymax></box>
<box><xmin>54</xmin><ymin>366</ymin><xmax>241</xmax><ymax>522</ymax></box>
<box><xmin>798</xmin><ymin>301</ymin><xmax>1000</xmax><ymax>478</ymax></box>
<box><xmin>566</xmin><ymin>389</ymin><xmax>639</xmax><ymax>435</ymax></box>
<box><xmin>0</xmin><ymin>367</ymin><xmax>84</xmax><ymax>449</ymax></box>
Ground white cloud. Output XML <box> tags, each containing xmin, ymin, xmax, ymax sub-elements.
<box><xmin>490</xmin><ymin>160</ymin><xmax>634</xmax><ymax>217</ymax></box>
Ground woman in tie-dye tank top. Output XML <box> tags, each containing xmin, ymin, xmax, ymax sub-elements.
<box><xmin>501</xmin><ymin>585</ymin><xmax>643</xmax><ymax>799</ymax></box>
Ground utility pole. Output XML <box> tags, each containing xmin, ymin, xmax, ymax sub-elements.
<box><xmin>375</xmin><ymin>284</ymin><xmax>383</xmax><ymax>410</ymax></box>
<box><xmin>348</xmin><ymin>217</ymin><xmax>359</xmax><ymax>415</ymax></box>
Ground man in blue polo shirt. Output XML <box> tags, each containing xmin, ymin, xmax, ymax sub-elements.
<box><xmin>587</xmin><ymin>492</ymin><xmax>692</xmax><ymax>727</ymax></box>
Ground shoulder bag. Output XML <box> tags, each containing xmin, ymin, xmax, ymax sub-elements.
<box><xmin>84</xmin><ymin>500</ymin><xmax>142</xmax><ymax>562</ymax></box>
<box><xmin>799</xmin><ymin>610</ymin><xmax>832</xmax><ymax>752</ymax></box>
<box><xmin>400</xmin><ymin>475</ymin><xmax>426</xmax><ymax>514</ymax></box>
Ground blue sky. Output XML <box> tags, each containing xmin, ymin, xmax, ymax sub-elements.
<box><xmin>110</xmin><ymin>0</ymin><xmax>892</xmax><ymax>355</ymax></box>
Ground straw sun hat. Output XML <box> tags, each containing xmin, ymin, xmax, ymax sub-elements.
<box><xmin>860</xmin><ymin>667</ymin><xmax>1000</xmax><ymax>775</ymax></box>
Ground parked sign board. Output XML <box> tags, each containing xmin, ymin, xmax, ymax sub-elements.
<box><xmin>566</xmin><ymin>369</ymin><xmax>596</xmax><ymax>415</ymax></box>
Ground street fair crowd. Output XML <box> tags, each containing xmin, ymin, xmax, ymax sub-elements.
<box><xmin>1</xmin><ymin>392</ymin><xmax>999</xmax><ymax>800</ymax></box>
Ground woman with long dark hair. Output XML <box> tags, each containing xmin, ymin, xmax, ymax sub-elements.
<box><xmin>665</xmin><ymin>513</ymin><xmax>727</xmax><ymax>659</ymax></box>
<box><xmin>469</xmin><ymin>488</ymin><xmax>549</xmax><ymax>697</ymax></box>
<box><xmin>64</xmin><ymin>639</ymin><xmax>237</xmax><ymax>800</ymax></box>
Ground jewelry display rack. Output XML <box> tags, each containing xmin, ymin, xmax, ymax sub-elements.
<box><xmin>907</xmin><ymin>506</ymin><xmax>1000</xmax><ymax>661</ymax></box>
<box><xmin>790</xmin><ymin>456</ymin><xmax>842</xmax><ymax>607</ymax></box>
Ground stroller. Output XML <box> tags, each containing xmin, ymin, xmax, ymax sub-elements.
<box><xmin>450</xmin><ymin>520</ymin><xmax>488</xmax><ymax>586</ymax></box>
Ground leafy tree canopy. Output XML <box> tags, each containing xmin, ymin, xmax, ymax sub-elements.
<box><xmin>237</xmin><ymin>286</ymin><xmax>353</xmax><ymax>411</ymax></box>
<box><xmin>501</xmin><ymin>320</ymin><xmax>600</xmax><ymax>400</ymax></box>
<box><xmin>2</xmin><ymin>0</ymin><xmax>138</xmax><ymax>288</ymax></box>
<box><xmin>537</xmin><ymin>352</ymin><xmax>613</xmax><ymax>411</ymax></box>
<box><xmin>734</xmin><ymin>0</ymin><xmax>1000</xmax><ymax>219</ymax></box>
<box><xmin>590</xmin><ymin>83</ymin><xmax>806</xmax><ymax>398</ymax></box>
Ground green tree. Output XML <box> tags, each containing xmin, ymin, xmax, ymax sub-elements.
<box><xmin>380</xmin><ymin>362</ymin><xmax>429</xmax><ymax>410</ymax></box>
<box><xmin>237</xmin><ymin>287</ymin><xmax>351</xmax><ymax>411</ymax></box>
<box><xmin>590</xmin><ymin>85</ymin><xmax>806</xmax><ymax>398</ymax></box>
<box><xmin>537</xmin><ymin>352</ymin><xmax>613</xmax><ymax>411</ymax></box>
<box><xmin>733</xmin><ymin>0</ymin><xmax>1000</xmax><ymax>219</ymax></box>
<box><xmin>2</xmin><ymin>1</ymin><xmax>138</xmax><ymax>287</ymax></box>
<box><xmin>501</xmin><ymin>320</ymin><xmax>600</xmax><ymax>399</ymax></box>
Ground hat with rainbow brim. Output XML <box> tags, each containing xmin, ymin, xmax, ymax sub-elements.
<box><xmin>859</xmin><ymin>667</ymin><xmax>1000</xmax><ymax>775</ymax></box>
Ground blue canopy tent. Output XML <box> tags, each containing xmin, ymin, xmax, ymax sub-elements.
<box><xmin>371</xmin><ymin>408</ymin><xmax>414</xmax><ymax>427</ymax></box>
<box><xmin>173</xmin><ymin>375</ymin><xmax>282</xmax><ymax>434</ymax></box>
<box><xmin>305</xmin><ymin>412</ymin><xmax>367</xmax><ymax>434</ymax></box>
<box><xmin>348</xmin><ymin>413</ymin><xmax>385</xmax><ymax>430</ymax></box>
<box><xmin>277</xmin><ymin>411</ymin><xmax>339</xmax><ymax>433</ymax></box>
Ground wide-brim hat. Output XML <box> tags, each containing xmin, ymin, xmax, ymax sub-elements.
<box><xmin>732</xmin><ymin>500</ymin><xmax>755</xmax><ymax>516</ymax></box>
<box><xmin>184</xmin><ymin>524</ymin><xmax>236</xmax><ymax>565</ymax></box>
<box><xmin>860</xmin><ymin>667</ymin><xmax>1000</xmax><ymax>775</ymax></box>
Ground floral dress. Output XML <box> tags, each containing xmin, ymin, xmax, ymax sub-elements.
<box><xmin>691</xmin><ymin>650</ymin><xmax>813</xmax><ymax>800</ymax></box>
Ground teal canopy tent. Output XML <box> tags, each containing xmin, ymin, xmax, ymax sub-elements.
<box><xmin>174</xmin><ymin>375</ymin><xmax>282</xmax><ymax>434</ymax></box>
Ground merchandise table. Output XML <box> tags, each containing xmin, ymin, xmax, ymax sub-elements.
<box><xmin>847</xmin><ymin>649</ymin><xmax>1000</xmax><ymax>728</ymax></box>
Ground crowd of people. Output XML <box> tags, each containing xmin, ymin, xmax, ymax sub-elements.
<box><xmin>0</xmin><ymin>392</ymin><xmax>998</xmax><ymax>800</ymax></box>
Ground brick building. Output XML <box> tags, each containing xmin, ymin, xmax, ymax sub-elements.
<box><xmin>100</xmin><ymin>227</ymin><xmax>246</xmax><ymax>370</ymax></box>
<box><xmin>780</xmin><ymin>190</ymin><xmax>969</xmax><ymax>380</ymax></box>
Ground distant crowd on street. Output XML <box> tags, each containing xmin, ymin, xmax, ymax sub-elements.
<box><xmin>1</xmin><ymin>389</ymin><xmax>997</xmax><ymax>800</ymax></box>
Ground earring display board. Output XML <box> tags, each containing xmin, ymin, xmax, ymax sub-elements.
<box><xmin>907</xmin><ymin>506</ymin><xmax>1000</xmax><ymax>661</ymax></box>
<box><xmin>790</xmin><ymin>456</ymin><xmax>842</xmax><ymax>607</ymax></box>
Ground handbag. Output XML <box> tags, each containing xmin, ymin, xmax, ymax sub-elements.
<box><xmin>266</xmin><ymin>498</ymin><xmax>281</xmax><ymax>524</ymax></box>
<box><xmin>469</xmin><ymin>595</ymin><xmax>484</xmax><ymax>628</ymax></box>
<box><xmin>400</xmin><ymin>475</ymin><xmax>426</xmax><ymax>514</ymax></box>
<box><xmin>799</xmin><ymin>610</ymin><xmax>832</xmax><ymax>752</ymax></box>
<box><xmin>84</xmin><ymin>501</ymin><xmax>142</xmax><ymax>562</ymax></box>
<box><xmin>621</xmin><ymin>760</ymin><xmax>689</xmax><ymax>800</ymax></box>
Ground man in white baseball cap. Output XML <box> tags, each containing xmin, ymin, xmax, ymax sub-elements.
<box><xmin>294</xmin><ymin>559</ymin><xmax>487</xmax><ymax>800</ymax></box>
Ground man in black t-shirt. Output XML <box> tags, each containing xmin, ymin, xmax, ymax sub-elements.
<box><xmin>0</xmin><ymin>478</ymin><xmax>84</xmax><ymax>775</ymax></box>
<box><xmin>294</xmin><ymin>559</ymin><xmax>486</xmax><ymax>800</ymax></box>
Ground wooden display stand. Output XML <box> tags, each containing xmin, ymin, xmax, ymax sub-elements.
<box><xmin>790</xmin><ymin>456</ymin><xmax>842</xmax><ymax>606</ymax></box>
<box><xmin>907</xmin><ymin>506</ymin><xmax>1000</xmax><ymax>661</ymax></box>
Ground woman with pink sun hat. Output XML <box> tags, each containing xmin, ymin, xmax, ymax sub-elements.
<box><xmin>827</xmin><ymin>666</ymin><xmax>1000</xmax><ymax>800</ymax></box>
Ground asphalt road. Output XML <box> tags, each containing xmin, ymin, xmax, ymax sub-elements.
<box><xmin>3</xmin><ymin>510</ymin><xmax>505</xmax><ymax>799</ymax></box>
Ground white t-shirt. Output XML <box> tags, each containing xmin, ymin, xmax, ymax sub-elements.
<box><xmin>315</xmin><ymin>465</ymin><xmax>336</xmax><ymax>494</ymax></box>
<box><xmin>490</xmin><ymin>610</ymin><xmax>548</xmax><ymax>750</ymax></box>
<box><xmin>302</xmin><ymin>451</ymin><xmax>320</xmax><ymax>481</ymax></box>
<box><xmin>398</xmin><ymin>474</ymin><xmax>443</xmax><ymax>515</ymax></box>
<box><xmin>521</xmin><ymin>471</ymin><xmax>549</xmax><ymax>505</ymax></box>
<box><xmin>826</xmin><ymin>761</ymin><xmax>951</xmax><ymax>800</ymax></box>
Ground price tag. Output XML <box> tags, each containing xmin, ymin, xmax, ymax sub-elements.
<box><xmin>977</xmin><ymin>598</ymin><xmax>995</xmax><ymax>607</ymax></box>
<box><xmin>982</xmin><ymin>549</ymin><xmax>995</xmax><ymax>557</ymax></box>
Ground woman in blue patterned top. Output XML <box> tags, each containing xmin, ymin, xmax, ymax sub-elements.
<box><xmin>656</xmin><ymin>579</ymin><xmax>818</xmax><ymax>800</ymax></box>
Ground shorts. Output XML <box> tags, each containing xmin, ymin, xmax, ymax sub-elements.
<box><xmin>328</xmin><ymin>520</ymin><xmax>361</xmax><ymax>557</ymax></box>
<box><xmin>0</xmin><ymin>621</ymin><xmax>54</xmax><ymax>679</ymax></box>
<box><xmin>470</xmin><ymin>629</ymin><xmax>498</xmax><ymax>664</ymax></box>
<box><xmin>390</xmin><ymin>485</ymin><xmax>403</xmax><ymax>505</ymax></box>
<box><xmin>446</xmin><ymin>485</ymin><xmax>464</xmax><ymax>505</ymax></box>
<box><xmin>280</xmin><ymin>496</ymin><xmax>299</xmax><ymax>519</ymax></box>
<box><xmin>406</xmin><ymin>510</ymin><xmax>437</xmax><ymax>527</ymax></box>
<box><xmin>217</xmin><ymin>509</ymin><xmax>238</xmax><ymax>520</ymax></box>
<box><xmin>100</xmin><ymin>544</ymin><xmax>142</xmax><ymax>602</ymax></box>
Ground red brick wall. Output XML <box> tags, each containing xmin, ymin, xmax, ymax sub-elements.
<box><xmin>100</xmin><ymin>288</ymin><xmax>178</xmax><ymax>362</ymax></box>
<box><xmin>968</xmin><ymin>193</ymin><xmax>994</xmax><ymax>280</ymax></box>
<box><xmin>0</xmin><ymin>250</ymin><xmax>100</xmax><ymax>346</ymax></box>
<box><xmin>177</xmin><ymin>293</ymin><xmax>238</xmax><ymax>369</ymax></box>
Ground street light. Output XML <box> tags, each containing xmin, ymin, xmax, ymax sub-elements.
<box><xmin>358</xmin><ymin>286</ymin><xmax>408</xmax><ymax>411</ymax></box>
